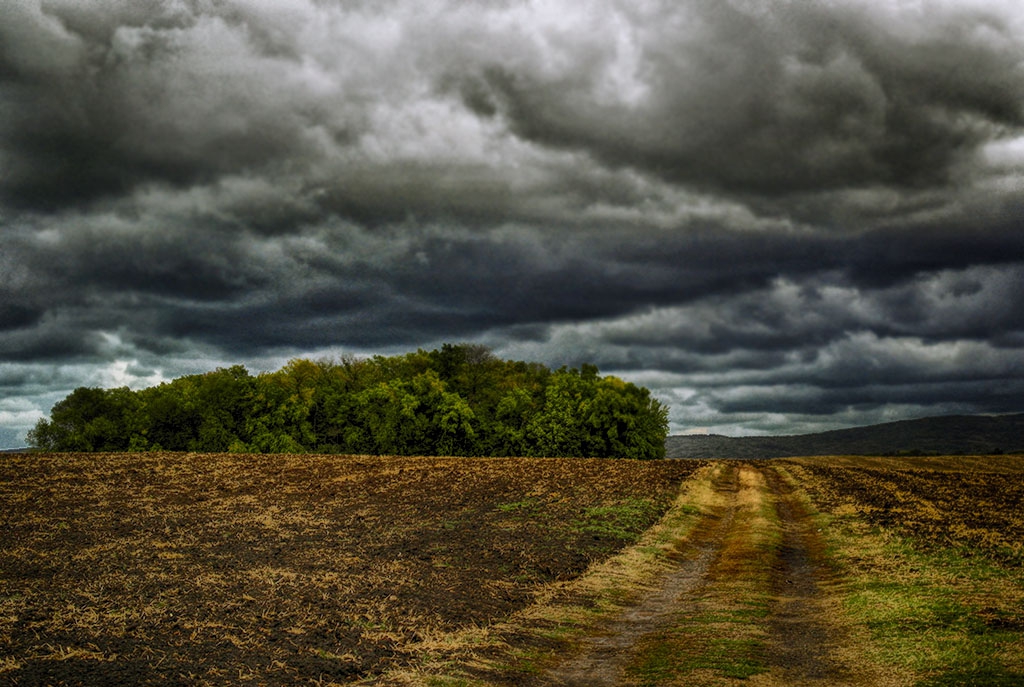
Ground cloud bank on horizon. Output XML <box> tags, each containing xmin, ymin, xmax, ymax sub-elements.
<box><xmin>2</xmin><ymin>0</ymin><xmax>1024</xmax><ymax>446</ymax></box>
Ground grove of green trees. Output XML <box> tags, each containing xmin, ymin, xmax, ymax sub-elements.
<box><xmin>28</xmin><ymin>344</ymin><xmax>669</xmax><ymax>458</ymax></box>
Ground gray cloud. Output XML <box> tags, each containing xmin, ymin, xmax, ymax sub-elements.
<box><xmin>466</xmin><ymin>1</ymin><xmax>1024</xmax><ymax>193</ymax></box>
<box><xmin>2</xmin><ymin>0</ymin><xmax>1024</xmax><ymax>445</ymax></box>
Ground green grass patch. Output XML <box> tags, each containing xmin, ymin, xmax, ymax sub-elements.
<box><xmin>626</xmin><ymin>468</ymin><xmax>778</xmax><ymax>685</ymax></box>
<box><xmin>918</xmin><ymin>666</ymin><xmax>1024</xmax><ymax>687</ymax></box>
<box><xmin>494</xmin><ymin>497</ymin><xmax>542</xmax><ymax>515</ymax></box>
<box><xmin>573</xmin><ymin>498</ymin><xmax>662</xmax><ymax>542</ymax></box>
<box><xmin>629</xmin><ymin>624</ymin><xmax>768</xmax><ymax>686</ymax></box>
<box><xmin>423</xmin><ymin>676</ymin><xmax>488</xmax><ymax>687</ymax></box>
<box><xmin>807</xmin><ymin>494</ymin><xmax>1024</xmax><ymax>685</ymax></box>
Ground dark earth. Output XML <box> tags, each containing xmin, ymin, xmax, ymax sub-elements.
<box><xmin>0</xmin><ymin>452</ymin><xmax>698</xmax><ymax>686</ymax></box>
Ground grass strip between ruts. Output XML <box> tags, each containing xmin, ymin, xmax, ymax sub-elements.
<box><xmin>625</xmin><ymin>465</ymin><xmax>778</xmax><ymax>686</ymax></box>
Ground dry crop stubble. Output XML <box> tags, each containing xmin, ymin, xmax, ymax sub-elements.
<box><xmin>374</xmin><ymin>462</ymin><xmax>726</xmax><ymax>686</ymax></box>
<box><xmin>0</xmin><ymin>452</ymin><xmax>699</xmax><ymax>685</ymax></box>
<box><xmin>782</xmin><ymin>456</ymin><xmax>1024</xmax><ymax>685</ymax></box>
<box><xmin>786</xmin><ymin>456</ymin><xmax>1024</xmax><ymax>565</ymax></box>
<box><xmin>8</xmin><ymin>452</ymin><xmax>1017</xmax><ymax>686</ymax></box>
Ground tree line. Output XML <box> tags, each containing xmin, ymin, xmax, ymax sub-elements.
<box><xmin>28</xmin><ymin>344</ymin><xmax>669</xmax><ymax>458</ymax></box>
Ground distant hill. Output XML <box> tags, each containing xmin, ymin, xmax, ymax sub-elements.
<box><xmin>665</xmin><ymin>414</ymin><xmax>1024</xmax><ymax>459</ymax></box>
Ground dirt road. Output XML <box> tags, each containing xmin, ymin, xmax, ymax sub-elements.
<box><xmin>545</xmin><ymin>462</ymin><xmax>899</xmax><ymax>687</ymax></box>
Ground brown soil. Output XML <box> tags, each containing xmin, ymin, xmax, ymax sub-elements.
<box><xmin>788</xmin><ymin>459</ymin><xmax>1024</xmax><ymax>565</ymax></box>
<box><xmin>0</xmin><ymin>452</ymin><xmax>699</xmax><ymax>686</ymax></box>
<box><xmin>13</xmin><ymin>454</ymin><xmax>1004</xmax><ymax>686</ymax></box>
<box><xmin>760</xmin><ymin>465</ymin><xmax>858</xmax><ymax>686</ymax></box>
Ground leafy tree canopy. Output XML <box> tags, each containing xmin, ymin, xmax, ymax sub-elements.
<box><xmin>29</xmin><ymin>344</ymin><xmax>669</xmax><ymax>458</ymax></box>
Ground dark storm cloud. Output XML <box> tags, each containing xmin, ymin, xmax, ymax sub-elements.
<box><xmin>1</xmin><ymin>5</ymin><xmax>397</xmax><ymax>216</ymax></box>
<box><xmin>468</xmin><ymin>1</ymin><xmax>1024</xmax><ymax>194</ymax></box>
<box><xmin>714</xmin><ymin>379</ymin><xmax>1024</xmax><ymax>417</ymax></box>
<box><xmin>2</xmin><ymin>0</ymin><xmax>1024</xmax><ymax>443</ymax></box>
<box><xmin>0</xmin><ymin>304</ymin><xmax>43</xmax><ymax>332</ymax></box>
<box><xmin>2</xmin><ymin>0</ymin><xmax>1016</xmax><ymax>214</ymax></box>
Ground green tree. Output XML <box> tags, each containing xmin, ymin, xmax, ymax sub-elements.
<box><xmin>526</xmin><ymin>367</ymin><xmax>594</xmax><ymax>457</ymax></box>
<box><xmin>190</xmin><ymin>366</ymin><xmax>254</xmax><ymax>452</ymax></box>
<box><xmin>492</xmin><ymin>386</ymin><xmax>538</xmax><ymax>456</ymax></box>
<box><xmin>409</xmin><ymin>370</ymin><xmax>478</xmax><ymax>456</ymax></box>
<box><xmin>140</xmin><ymin>378</ymin><xmax>201</xmax><ymax>451</ymax></box>
<box><xmin>28</xmin><ymin>345</ymin><xmax>670</xmax><ymax>458</ymax></box>
<box><xmin>246</xmin><ymin>363</ymin><xmax>320</xmax><ymax>453</ymax></box>
<box><xmin>582</xmin><ymin>376</ymin><xmax>668</xmax><ymax>459</ymax></box>
<box><xmin>28</xmin><ymin>386</ymin><xmax>140</xmax><ymax>452</ymax></box>
<box><xmin>351</xmin><ymin>379</ymin><xmax>423</xmax><ymax>455</ymax></box>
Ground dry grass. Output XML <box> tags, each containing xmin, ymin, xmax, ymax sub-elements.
<box><xmin>622</xmin><ymin>465</ymin><xmax>779</xmax><ymax>686</ymax></box>
<box><xmin>5</xmin><ymin>452</ymin><xmax>1020</xmax><ymax>686</ymax></box>
<box><xmin>787</xmin><ymin>456</ymin><xmax>1024</xmax><ymax>685</ymax></box>
<box><xmin>785</xmin><ymin>455</ymin><xmax>1024</xmax><ymax>564</ymax></box>
<box><xmin>370</xmin><ymin>462</ymin><xmax>724</xmax><ymax>686</ymax></box>
<box><xmin>0</xmin><ymin>452</ymin><xmax>700</xmax><ymax>686</ymax></box>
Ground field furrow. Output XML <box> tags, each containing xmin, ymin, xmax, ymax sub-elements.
<box><xmin>2</xmin><ymin>453</ymin><xmax>1022</xmax><ymax>686</ymax></box>
<box><xmin>0</xmin><ymin>452</ymin><xmax>698</xmax><ymax>686</ymax></box>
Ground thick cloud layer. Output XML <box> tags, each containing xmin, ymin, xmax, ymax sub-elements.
<box><xmin>2</xmin><ymin>0</ymin><xmax>1024</xmax><ymax>444</ymax></box>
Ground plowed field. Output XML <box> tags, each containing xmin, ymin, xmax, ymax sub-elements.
<box><xmin>0</xmin><ymin>452</ymin><xmax>698</xmax><ymax>685</ymax></box>
<box><xmin>785</xmin><ymin>456</ymin><xmax>1024</xmax><ymax>564</ymax></box>
<box><xmin>3</xmin><ymin>453</ymin><xmax>1023</xmax><ymax>686</ymax></box>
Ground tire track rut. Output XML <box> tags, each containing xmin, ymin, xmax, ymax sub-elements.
<box><xmin>762</xmin><ymin>465</ymin><xmax>852</xmax><ymax>686</ymax></box>
<box><xmin>545</xmin><ymin>463</ymin><xmax>741</xmax><ymax>686</ymax></box>
<box><xmin>544</xmin><ymin>463</ymin><xmax>891</xmax><ymax>687</ymax></box>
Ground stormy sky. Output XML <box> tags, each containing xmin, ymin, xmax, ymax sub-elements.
<box><xmin>2</xmin><ymin>0</ymin><xmax>1024</xmax><ymax>447</ymax></box>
